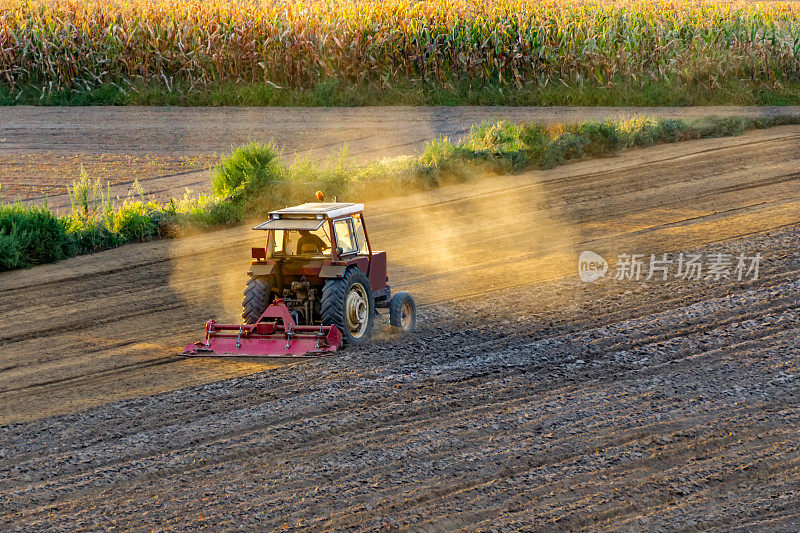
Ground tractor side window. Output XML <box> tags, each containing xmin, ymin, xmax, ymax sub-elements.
<box><xmin>334</xmin><ymin>218</ymin><xmax>358</xmax><ymax>255</ymax></box>
<box><xmin>353</xmin><ymin>215</ymin><xmax>367</xmax><ymax>253</ymax></box>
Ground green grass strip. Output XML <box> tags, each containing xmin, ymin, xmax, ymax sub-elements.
<box><xmin>3</xmin><ymin>79</ymin><xmax>800</xmax><ymax>107</ymax></box>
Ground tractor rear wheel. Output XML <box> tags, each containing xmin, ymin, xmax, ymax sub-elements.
<box><xmin>321</xmin><ymin>268</ymin><xmax>374</xmax><ymax>346</ymax></box>
<box><xmin>389</xmin><ymin>291</ymin><xmax>416</xmax><ymax>333</ymax></box>
<box><xmin>242</xmin><ymin>276</ymin><xmax>273</xmax><ymax>324</ymax></box>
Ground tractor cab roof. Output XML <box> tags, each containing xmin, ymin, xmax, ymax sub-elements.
<box><xmin>253</xmin><ymin>202</ymin><xmax>364</xmax><ymax>231</ymax></box>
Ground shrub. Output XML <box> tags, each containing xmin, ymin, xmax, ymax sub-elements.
<box><xmin>171</xmin><ymin>190</ymin><xmax>244</xmax><ymax>230</ymax></box>
<box><xmin>695</xmin><ymin>116</ymin><xmax>748</xmax><ymax>138</ymax></box>
<box><xmin>416</xmin><ymin>138</ymin><xmax>465</xmax><ymax>185</ymax></box>
<box><xmin>578</xmin><ymin>121</ymin><xmax>623</xmax><ymax>156</ymax></box>
<box><xmin>648</xmin><ymin>119</ymin><xmax>687</xmax><ymax>144</ymax></box>
<box><xmin>68</xmin><ymin>166</ymin><xmax>113</xmax><ymax>226</ymax></box>
<box><xmin>112</xmin><ymin>202</ymin><xmax>159</xmax><ymax>242</ymax></box>
<box><xmin>461</xmin><ymin>121</ymin><xmax>530</xmax><ymax>171</ymax></box>
<box><xmin>210</xmin><ymin>142</ymin><xmax>281</xmax><ymax>199</ymax></box>
<box><xmin>541</xmin><ymin>133</ymin><xmax>589</xmax><ymax>169</ymax></box>
<box><xmin>0</xmin><ymin>203</ymin><xmax>71</xmax><ymax>270</ymax></box>
<box><xmin>65</xmin><ymin>220</ymin><xmax>120</xmax><ymax>255</ymax></box>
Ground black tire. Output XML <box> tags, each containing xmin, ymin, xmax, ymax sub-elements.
<box><xmin>242</xmin><ymin>276</ymin><xmax>273</xmax><ymax>324</ymax></box>
<box><xmin>389</xmin><ymin>291</ymin><xmax>416</xmax><ymax>333</ymax></box>
<box><xmin>321</xmin><ymin>267</ymin><xmax>374</xmax><ymax>346</ymax></box>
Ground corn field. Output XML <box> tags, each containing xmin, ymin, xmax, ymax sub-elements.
<box><xmin>1</xmin><ymin>0</ymin><xmax>799</xmax><ymax>96</ymax></box>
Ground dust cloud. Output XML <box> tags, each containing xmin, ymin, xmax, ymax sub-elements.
<box><xmin>167</xmin><ymin>227</ymin><xmax>263</xmax><ymax>323</ymax></box>
<box><xmin>368</xmin><ymin>172</ymin><xmax>582</xmax><ymax>303</ymax></box>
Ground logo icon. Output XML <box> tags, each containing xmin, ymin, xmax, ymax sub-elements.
<box><xmin>578</xmin><ymin>251</ymin><xmax>607</xmax><ymax>282</ymax></box>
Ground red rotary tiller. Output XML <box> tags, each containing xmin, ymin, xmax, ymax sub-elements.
<box><xmin>184</xmin><ymin>299</ymin><xmax>343</xmax><ymax>357</ymax></box>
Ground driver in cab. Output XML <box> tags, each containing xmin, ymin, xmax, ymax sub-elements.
<box><xmin>296</xmin><ymin>230</ymin><xmax>329</xmax><ymax>255</ymax></box>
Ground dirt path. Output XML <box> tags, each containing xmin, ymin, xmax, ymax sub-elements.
<box><xmin>2</xmin><ymin>105</ymin><xmax>798</xmax><ymax>210</ymax></box>
<box><xmin>0</xmin><ymin>125</ymin><xmax>799</xmax><ymax>529</ymax></box>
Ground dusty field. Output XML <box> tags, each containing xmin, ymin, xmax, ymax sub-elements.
<box><xmin>2</xmin><ymin>105</ymin><xmax>799</xmax><ymax>209</ymax></box>
<box><xmin>1</xmin><ymin>122</ymin><xmax>799</xmax><ymax>529</ymax></box>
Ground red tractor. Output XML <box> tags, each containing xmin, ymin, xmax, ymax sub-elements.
<box><xmin>184</xmin><ymin>202</ymin><xmax>416</xmax><ymax>357</ymax></box>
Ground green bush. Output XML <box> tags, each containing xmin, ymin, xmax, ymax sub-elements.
<box><xmin>578</xmin><ymin>121</ymin><xmax>623</xmax><ymax>156</ymax></box>
<box><xmin>173</xmin><ymin>194</ymin><xmax>244</xmax><ymax>230</ymax></box>
<box><xmin>460</xmin><ymin>121</ymin><xmax>530</xmax><ymax>171</ymax></box>
<box><xmin>68</xmin><ymin>167</ymin><xmax>114</xmax><ymax>226</ymax></box>
<box><xmin>416</xmin><ymin>139</ymin><xmax>466</xmax><ymax>185</ymax></box>
<box><xmin>649</xmin><ymin>119</ymin><xmax>686</xmax><ymax>144</ymax></box>
<box><xmin>112</xmin><ymin>202</ymin><xmax>159</xmax><ymax>242</ymax></box>
<box><xmin>65</xmin><ymin>219</ymin><xmax>119</xmax><ymax>254</ymax></box>
<box><xmin>760</xmin><ymin>115</ymin><xmax>800</xmax><ymax>128</ymax></box>
<box><xmin>0</xmin><ymin>203</ymin><xmax>71</xmax><ymax>270</ymax></box>
<box><xmin>210</xmin><ymin>142</ymin><xmax>281</xmax><ymax>199</ymax></box>
<box><xmin>541</xmin><ymin>133</ymin><xmax>589</xmax><ymax>169</ymax></box>
<box><xmin>518</xmin><ymin>123</ymin><xmax>550</xmax><ymax>165</ymax></box>
<box><xmin>696</xmin><ymin>116</ymin><xmax>748</xmax><ymax>138</ymax></box>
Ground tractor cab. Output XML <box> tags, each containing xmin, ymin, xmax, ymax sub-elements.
<box><xmin>253</xmin><ymin>203</ymin><xmax>371</xmax><ymax>261</ymax></box>
<box><xmin>249</xmin><ymin>203</ymin><xmax>386</xmax><ymax>302</ymax></box>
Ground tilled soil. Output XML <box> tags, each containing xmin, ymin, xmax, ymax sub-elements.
<box><xmin>1</xmin><ymin>226</ymin><xmax>798</xmax><ymax>531</ymax></box>
<box><xmin>1</xmin><ymin>123</ymin><xmax>799</xmax><ymax>530</ymax></box>
<box><xmin>0</xmin><ymin>153</ymin><xmax>215</xmax><ymax>204</ymax></box>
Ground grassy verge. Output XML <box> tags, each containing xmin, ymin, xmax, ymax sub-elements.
<box><xmin>2</xmin><ymin>114</ymin><xmax>798</xmax><ymax>272</ymax></box>
<box><xmin>3</xmin><ymin>79</ymin><xmax>800</xmax><ymax>107</ymax></box>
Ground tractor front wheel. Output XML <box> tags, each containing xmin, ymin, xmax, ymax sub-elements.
<box><xmin>242</xmin><ymin>276</ymin><xmax>273</xmax><ymax>324</ymax></box>
<box><xmin>389</xmin><ymin>291</ymin><xmax>416</xmax><ymax>333</ymax></box>
<box><xmin>321</xmin><ymin>268</ymin><xmax>374</xmax><ymax>346</ymax></box>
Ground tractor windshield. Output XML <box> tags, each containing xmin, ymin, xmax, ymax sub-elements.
<box><xmin>269</xmin><ymin>227</ymin><xmax>332</xmax><ymax>257</ymax></box>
